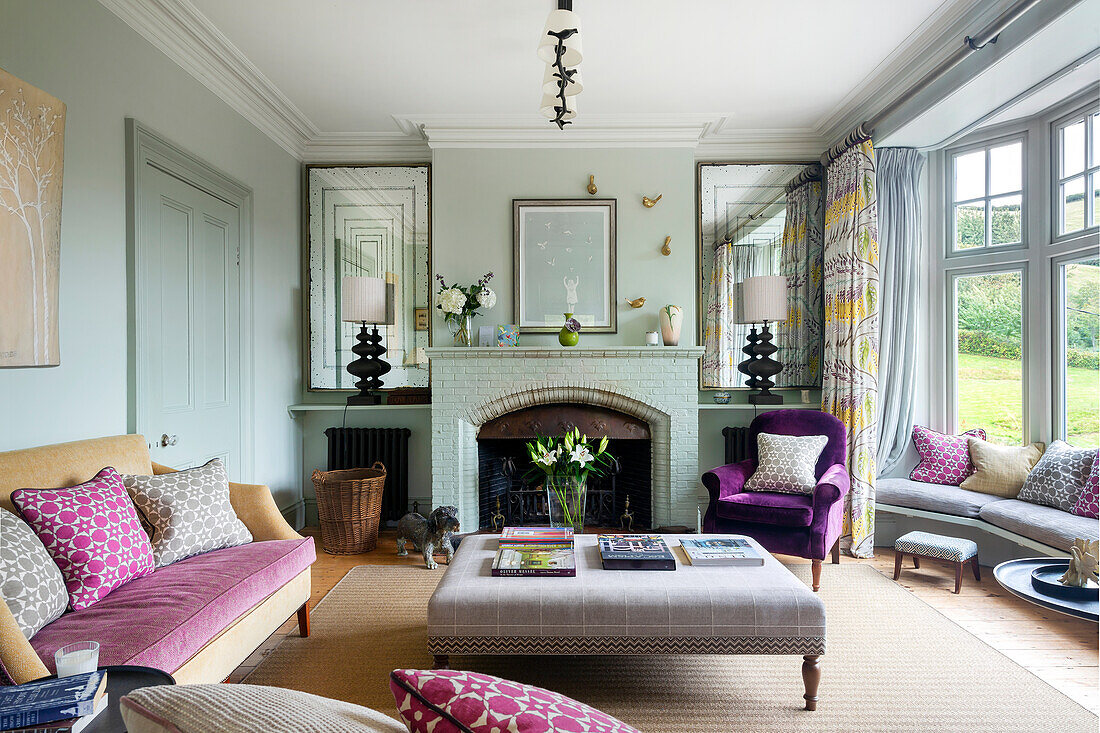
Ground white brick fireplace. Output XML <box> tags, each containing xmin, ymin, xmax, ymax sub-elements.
<box><xmin>427</xmin><ymin>347</ymin><xmax>704</xmax><ymax>531</ymax></box>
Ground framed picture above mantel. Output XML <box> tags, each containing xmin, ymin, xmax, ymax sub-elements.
<box><xmin>513</xmin><ymin>198</ymin><xmax>616</xmax><ymax>333</ymax></box>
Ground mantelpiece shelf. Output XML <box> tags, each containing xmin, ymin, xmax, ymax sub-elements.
<box><xmin>697</xmin><ymin>403</ymin><xmax>819</xmax><ymax>410</ymax></box>
<box><xmin>287</xmin><ymin>403</ymin><xmax>431</xmax><ymax>418</ymax></box>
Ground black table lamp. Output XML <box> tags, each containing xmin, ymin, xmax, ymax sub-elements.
<box><xmin>341</xmin><ymin>276</ymin><xmax>395</xmax><ymax>405</ymax></box>
<box><xmin>742</xmin><ymin>275</ymin><xmax>788</xmax><ymax>405</ymax></box>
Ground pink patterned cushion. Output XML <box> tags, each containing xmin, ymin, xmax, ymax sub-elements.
<box><xmin>910</xmin><ymin>426</ymin><xmax>987</xmax><ymax>486</ymax></box>
<box><xmin>12</xmin><ymin>467</ymin><xmax>155</xmax><ymax>611</ymax></box>
<box><xmin>1072</xmin><ymin>454</ymin><xmax>1099</xmax><ymax>519</ymax></box>
<box><xmin>390</xmin><ymin>669</ymin><xmax>639</xmax><ymax>733</ymax></box>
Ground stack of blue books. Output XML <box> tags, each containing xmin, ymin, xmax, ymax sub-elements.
<box><xmin>0</xmin><ymin>671</ymin><xmax>109</xmax><ymax>732</ymax></box>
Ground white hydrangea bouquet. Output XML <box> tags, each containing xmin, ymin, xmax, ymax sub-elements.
<box><xmin>525</xmin><ymin>428</ymin><xmax>613</xmax><ymax>531</ymax></box>
<box><xmin>435</xmin><ymin>271</ymin><xmax>496</xmax><ymax>346</ymax></box>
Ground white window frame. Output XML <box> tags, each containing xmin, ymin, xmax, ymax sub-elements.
<box><xmin>1051</xmin><ymin>248</ymin><xmax>1099</xmax><ymax>442</ymax></box>
<box><xmin>945</xmin><ymin>263</ymin><xmax>1030</xmax><ymax>442</ymax></box>
<box><xmin>1052</xmin><ymin>105</ymin><xmax>1100</xmax><ymax>240</ymax></box>
<box><xmin>945</xmin><ymin>132</ymin><xmax>1027</xmax><ymax>258</ymax></box>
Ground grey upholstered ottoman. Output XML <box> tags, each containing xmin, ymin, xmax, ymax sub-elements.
<box><xmin>427</xmin><ymin>533</ymin><xmax>827</xmax><ymax>710</ymax></box>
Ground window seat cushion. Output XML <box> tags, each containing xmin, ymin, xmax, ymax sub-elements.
<box><xmin>876</xmin><ymin>478</ymin><xmax>1003</xmax><ymax>519</ymax></box>
<box><xmin>978</xmin><ymin>500</ymin><xmax>1099</xmax><ymax>552</ymax></box>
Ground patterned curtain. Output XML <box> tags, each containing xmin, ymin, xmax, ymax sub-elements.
<box><xmin>777</xmin><ymin>179</ymin><xmax>824</xmax><ymax>387</ymax></box>
<box><xmin>702</xmin><ymin>241</ymin><xmax>736</xmax><ymax>388</ymax></box>
<box><xmin>822</xmin><ymin>139</ymin><xmax>880</xmax><ymax>558</ymax></box>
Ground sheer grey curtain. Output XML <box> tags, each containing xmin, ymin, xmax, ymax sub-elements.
<box><xmin>875</xmin><ymin>147</ymin><xmax>926</xmax><ymax>474</ymax></box>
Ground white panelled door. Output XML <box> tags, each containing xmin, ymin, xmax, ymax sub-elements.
<box><xmin>136</xmin><ymin>164</ymin><xmax>242</xmax><ymax>477</ymax></box>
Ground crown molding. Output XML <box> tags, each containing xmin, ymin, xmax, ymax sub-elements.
<box><xmin>695</xmin><ymin>126</ymin><xmax>827</xmax><ymax>161</ymax></box>
<box><xmin>98</xmin><ymin>0</ymin><xmax>317</xmax><ymax>157</ymax></box>
<box><xmin>816</xmin><ymin>0</ymin><xmax>1016</xmax><ymax>145</ymax></box>
<box><xmin>300</xmin><ymin>132</ymin><xmax>430</xmax><ymax>163</ymax></box>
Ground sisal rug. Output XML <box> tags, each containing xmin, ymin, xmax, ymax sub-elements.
<box><xmin>244</xmin><ymin>563</ymin><xmax>1097</xmax><ymax>732</ymax></box>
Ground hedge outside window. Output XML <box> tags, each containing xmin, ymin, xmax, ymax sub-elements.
<box><xmin>1055</xmin><ymin>111</ymin><xmax>1100</xmax><ymax>236</ymax></box>
<box><xmin>950</xmin><ymin>139</ymin><xmax>1024</xmax><ymax>253</ymax></box>
<box><xmin>1058</xmin><ymin>257</ymin><xmax>1099</xmax><ymax>448</ymax></box>
<box><xmin>953</xmin><ymin>270</ymin><xmax>1024</xmax><ymax>446</ymax></box>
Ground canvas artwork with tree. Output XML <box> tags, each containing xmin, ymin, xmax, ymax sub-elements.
<box><xmin>0</xmin><ymin>67</ymin><xmax>65</xmax><ymax>368</ymax></box>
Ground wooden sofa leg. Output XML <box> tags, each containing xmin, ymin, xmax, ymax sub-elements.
<box><xmin>297</xmin><ymin>601</ymin><xmax>310</xmax><ymax>638</ymax></box>
<box><xmin>830</xmin><ymin>540</ymin><xmax>840</xmax><ymax>564</ymax></box>
<box><xmin>811</xmin><ymin>560</ymin><xmax>822</xmax><ymax>592</ymax></box>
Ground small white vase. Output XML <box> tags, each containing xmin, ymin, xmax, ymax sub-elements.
<box><xmin>659</xmin><ymin>305</ymin><xmax>683</xmax><ymax>346</ymax></box>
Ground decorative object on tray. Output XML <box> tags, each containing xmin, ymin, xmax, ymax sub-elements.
<box><xmin>1060</xmin><ymin>538</ymin><xmax>1099</xmax><ymax>588</ymax></box>
<box><xmin>681</xmin><ymin>537</ymin><xmax>763</xmax><ymax>566</ymax></box>
<box><xmin>0</xmin><ymin>68</ymin><xmax>65</xmax><ymax>368</ymax></box>
<box><xmin>743</xmin><ymin>275</ymin><xmax>788</xmax><ymax>404</ymax></box>
<box><xmin>994</xmin><ymin>557</ymin><xmax>1099</xmax><ymax>622</ymax></box>
<box><xmin>341</xmin><ymin>276</ymin><xmax>396</xmax><ymax>405</ymax></box>
<box><xmin>659</xmin><ymin>304</ymin><xmax>682</xmax><ymax>346</ymax></box>
<box><xmin>586</xmin><ymin>174</ymin><xmax>597</xmax><ymax>195</ymax></box>
<box><xmin>660</xmin><ymin>235</ymin><xmax>672</xmax><ymax>256</ymax></box>
<box><xmin>396</xmin><ymin>506</ymin><xmax>460</xmax><ymax>570</ymax></box>
<box><xmin>642</xmin><ymin>193</ymin><xmax>662</xmax><ymax>208</ymax></box>
<box><xmin>597</xmin><ymin>534</ymin><xmax>675</xmax><ymax>570</ymax></box>
<box><xmin>524</xmin><ymin>428</ymin><xmax>613</xmax><ymax>533</ymax></box>
<box><xmin>437</xmin><ymin>272</ymin><xmax>495</xmax><ymax>347</ymax></box>
<box><xmin>712</xmin><ymin>391</ymin><xmax>731</xmax><ymax>404</ymax></box>
<box><xmin>558</xmin><ymin>313</ymin><xmax>581</xmax><ymax>347</ymax></box>
<box><xmin>496</xmin><ymin>323</ymin><xmax>519</xmax><ymax>346</ymax></box>
<box><xmin>513</xmin><ymin>199</ymin><xmax>616</xmax><ymax>333</ymax></box>
<box><xmin>311</xmin><ymin>464</ymin><xmax>388</xmax><ymax>555</ymax></box>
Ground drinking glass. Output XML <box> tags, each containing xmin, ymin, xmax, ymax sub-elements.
<box><xmin>55</xmin><ymin>641</ymin><xmax>99</xmax><ymax>678</ymax></box>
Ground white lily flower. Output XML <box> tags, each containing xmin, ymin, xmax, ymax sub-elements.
<box><xmin>569</xmin><ymin>445</ymin><xmax>593</xmax><ymax>467</ymax></box>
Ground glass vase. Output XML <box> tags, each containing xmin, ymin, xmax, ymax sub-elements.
<box><xmin>546</xmin><ymin>475</ymin><xmax>587</xmax><ymax>533</ymax></box>
<box><xmin>449</xmin><ymin>314</ymin><xmax>473</xmax><ymax>347</ymax></box>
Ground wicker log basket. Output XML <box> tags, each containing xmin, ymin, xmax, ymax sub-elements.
<box><xmin>311</xmin><ymin>462</ymin><xmax>387</xmax><ymax>554</ymax></box>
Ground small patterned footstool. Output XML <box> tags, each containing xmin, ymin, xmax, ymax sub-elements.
<box><xmin>893</xmin><ymin>530</ymin><xmax>980</xmax><ymax>594</ymax></box>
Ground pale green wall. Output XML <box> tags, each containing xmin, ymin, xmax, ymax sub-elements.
<box><xmin>431</xmin><ymin>147</ymin><xmax>697</xmax><ymax>346</ymax></box>
<box><xmin>0</xmin><ymin>0</ymin><xmax>303</xmax><ymax>509</ymax></box>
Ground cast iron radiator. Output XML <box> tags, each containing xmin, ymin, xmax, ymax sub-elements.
<box><xmin>324</xmin><ymin>427</ymin><xmax>411</xmax><ymax>521</ymax></box>
<box><xmin>721</xmin><ymin>426</ymin><xmax>754</xmax><ymax>464</ymax></box>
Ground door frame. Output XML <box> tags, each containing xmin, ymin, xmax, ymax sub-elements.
<box><xmin>125</xmin><ymin>118</ymin><xmax>255</xmax><ymax>480</ymax></box>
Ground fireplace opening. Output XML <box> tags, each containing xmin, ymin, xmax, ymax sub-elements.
<box><xmin>476</xmin><ymin>403</ymin><xmax>652</xmax><ymax>530</ymax></box>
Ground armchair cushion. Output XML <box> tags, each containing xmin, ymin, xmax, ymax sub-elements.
<box><xmin>716</xmin><ymin>491</ymin><xmax>813</xmax><ymax>527</ymax></box>
<box><xmin>744</xmin><ymin>433</ymin><xmax>828</xmax><ymax>494</ymax></box>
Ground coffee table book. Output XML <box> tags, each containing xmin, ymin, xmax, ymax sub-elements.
<box><xmin>492</xmin><ymin>544</ymin><xmax>576</xmax><ymax>576</ymax></box>
<box><xmin>681</xmin><ymin>537</ymin><xmax>764</xmax><ymax>566</ymax></box>
<box><xmin>597</xmin><ymin>535</ymin><xmax>676</xmax><ymax>570</ymax></box>
<box><xmin>499</xmin><ymin>526</ymin><xmax>574</xmax><ymax>545</ymax></box>
<box><xmin>0</xmin><ymin>672</ymin><xmax>107</xmax><ymax>730</ymax></box>
<box><xmin>1</xmin><ymin>695</ymin><xmax>108</xmax><ymax>733</ymax></box>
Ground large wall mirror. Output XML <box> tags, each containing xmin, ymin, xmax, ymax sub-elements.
<box><xmin>306</xmin><ymin>165</ymin><xmax>431</xmax><ymax>391</ymax></box>
<box><xmin>698</xmin><ymin>162</ymin><xmax>824</xmax><ymax>390</ymax></box>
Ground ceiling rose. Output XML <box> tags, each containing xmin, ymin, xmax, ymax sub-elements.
<box><xmin>537</xmin><ymin>1</ymin><xmax>583</xmax><ymax>129</ymax></box>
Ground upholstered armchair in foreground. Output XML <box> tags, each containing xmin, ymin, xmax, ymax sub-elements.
<box><xmin>702</xmin><ymin>410</ymin><xmax>850</xmax><ymax>592</ymax></box>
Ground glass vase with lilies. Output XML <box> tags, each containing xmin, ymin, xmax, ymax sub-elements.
<box><xmin>525</xmin><ymin>427</ymin><xmax>613</xmax><ymax>533</ymax></box>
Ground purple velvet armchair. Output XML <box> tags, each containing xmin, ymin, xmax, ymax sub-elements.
<box><xmin>702</xmin><ymin>409</ymin><xmax>850</xmax><ymax>591</ymax></box>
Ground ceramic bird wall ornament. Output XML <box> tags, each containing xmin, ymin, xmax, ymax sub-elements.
<box><xmin>625</xmin><ymin>297</ymin><xmax>646</xmax><ymax>309</ymax></box>
<box><xmin>642</xmin><ymin>193</ymin><xmax>662</xmax><ymax>208</ymax></box>
<box><xmin>660</xmin><ymin>236</ymin><xmax>672</xmax><ymax>256</ymax></box>
<box><xmin>587</xmin><ymin>175</ymin><xmax>598</xmax><ymax>195</ymax></box>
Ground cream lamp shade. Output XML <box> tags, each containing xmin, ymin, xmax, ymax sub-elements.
<box><xmin>539</xmin><ymin>92</ymin><xmax>577</xmax><ymax>121</ymax></box>
<box><xmin>742</xmin><ymin>275</ymin><xmax>788</xmax><ymax>323</ymax></box>
<box><xmin>536</xmin><ymin>9</ymin><xmax>583</xmax><ymax>67</ymax></box>
<box><xmin>541</xmin><ymin>64</ymin><xmax>583</xmax><ymax>96</ymax></box>
<box><xmin>341</xmin><ymin>276</ymin><xmax>395</xmax><ymax>325</ymax></box>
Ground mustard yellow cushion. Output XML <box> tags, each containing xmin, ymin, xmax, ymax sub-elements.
<box><xmin>960</xmin><ymin>438</ymin><xmax>1045</xmax><ymax>498</ymax></box>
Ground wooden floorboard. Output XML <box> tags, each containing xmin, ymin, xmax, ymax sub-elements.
<box><xmin>230</xmin><ymin>529</ymin><xmax>1099</xmax><ymax>714</ymax></box>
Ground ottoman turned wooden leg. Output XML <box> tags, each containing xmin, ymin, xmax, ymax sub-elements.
<box><xmin>802</xmin><ymin>655</ymin><xmax>821</xmax><ymax>711</ymax></box>
<box><xmin>893</xmin><ymin>551</ymin><xmax>903</xmax><ymax>580</ymax></box>
<box><xmin>971</xmin><ymin>556</ymin><xmax>981</xmax><ymax>581</ymax></box>
<box><xmin>954</xmin><ymin>561</ymin><xmax>964</xmax><ymax>594</ymax></box>
<box><xmin>432</xmin><ymin>654</ymin><xmax>450</xmax><ymax>670</ymax></box>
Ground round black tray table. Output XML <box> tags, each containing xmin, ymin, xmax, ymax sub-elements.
<box><xmin>993</xmin><ymin>558</ymin><xmax>1098</xmax><ymax>623</ymax></box>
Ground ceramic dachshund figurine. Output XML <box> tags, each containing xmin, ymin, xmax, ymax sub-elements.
<box><xmin>396</xmin><ymin>506</ymin><xmax>460</xmax><ymax>569</ymax></box>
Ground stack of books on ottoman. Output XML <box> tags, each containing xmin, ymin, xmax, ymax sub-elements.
<box><xmin>0</xmin><ymin>671</ymin><xmax>109</xmax><ymax>732</ymax></box>
<box><xmin>492</xmin><ymin>527</ymin><xmax>575</xmax><ymax>576</ymax></box>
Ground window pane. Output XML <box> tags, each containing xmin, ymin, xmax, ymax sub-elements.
<box><xmin>954</xmin><ymin>149</ymin><xmax>985</xmax><ymax>201</ymax></box>
<box><xmin>1062</xmin><ymin>259</ymin><xmax>1099</xmax><ymax>448</ymax></box>
<box><xmin>989</xmin><ymin>141</ymin><xmax>1022</xmax><ymax>194</ymax></box>
<box><xmin>955</xmin><ymin>272</ymin><xmax>1023</xmax><ymax>445</ymax></box>
<box><xmin>1091</xmin><ymin>114</ymin><xmax>1099</xmax><ymax>167</ymax></box>
<box><xmin>1062</xmin><ymin>118</ymin><xmax>1085</xmax><ymax>177</ymax></box>
<box><xmin>989</xmin><ymin>195</ymin><xmax>1022</xmax><ymax>246</ymax></box>
<box><xmin>955</xmin><ymin>202</ymin><xmax>986</xmax><ymax>250</ymax></box>
<box><xmin>1062</xmin><ymin>175</ymin><xmax>1085</xmax><ymax>234</ymax></box>
<box><xmin>1092</xmin><ymin>171</ymin><xmax>1099</xmax><ymax>229</ymax></box>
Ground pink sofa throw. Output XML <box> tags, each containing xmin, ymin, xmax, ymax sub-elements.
<box><xmin>390</xmin><ymin>669</ymin><xmax>640</xmax><ymax>733</ymax></box>
<box><xmin>910</xmin><ymin>426</ymin><xmax>987</xmax><ymax>486</ymax></box>
<box><xmin>12</xmin><ymin>467</ymin><xmax>154</xmax><ymax>611</ymax></box>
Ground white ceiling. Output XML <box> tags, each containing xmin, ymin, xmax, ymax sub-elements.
<box><xmin>186</xmin><ymin>0</ymin><xmax>944</xmax><ymax>133</ymax></box>
<box><xmin>100</xmin><ymin>0</ymin><xmax>1034</xmax><ymax>158</ymax></box>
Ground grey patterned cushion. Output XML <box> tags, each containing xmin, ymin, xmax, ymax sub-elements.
<box><xmin>1017</xmin><ymin>441</ymin><xmax>1096</xmax><ymax>512</ymax></box>
<box><xmin>744</xmin><ymin>433</ymin><xmax>828</xmax><ymax>494</ymax></box>
<box><xmin>0</xmin><ymin>508</ymin><xmax>68</xmax><ymax>638</ymax></box>
<box><xmin>121</xmin><ymin>459</ymin><xmax>252</xmax><ymax>568</ymax></box>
